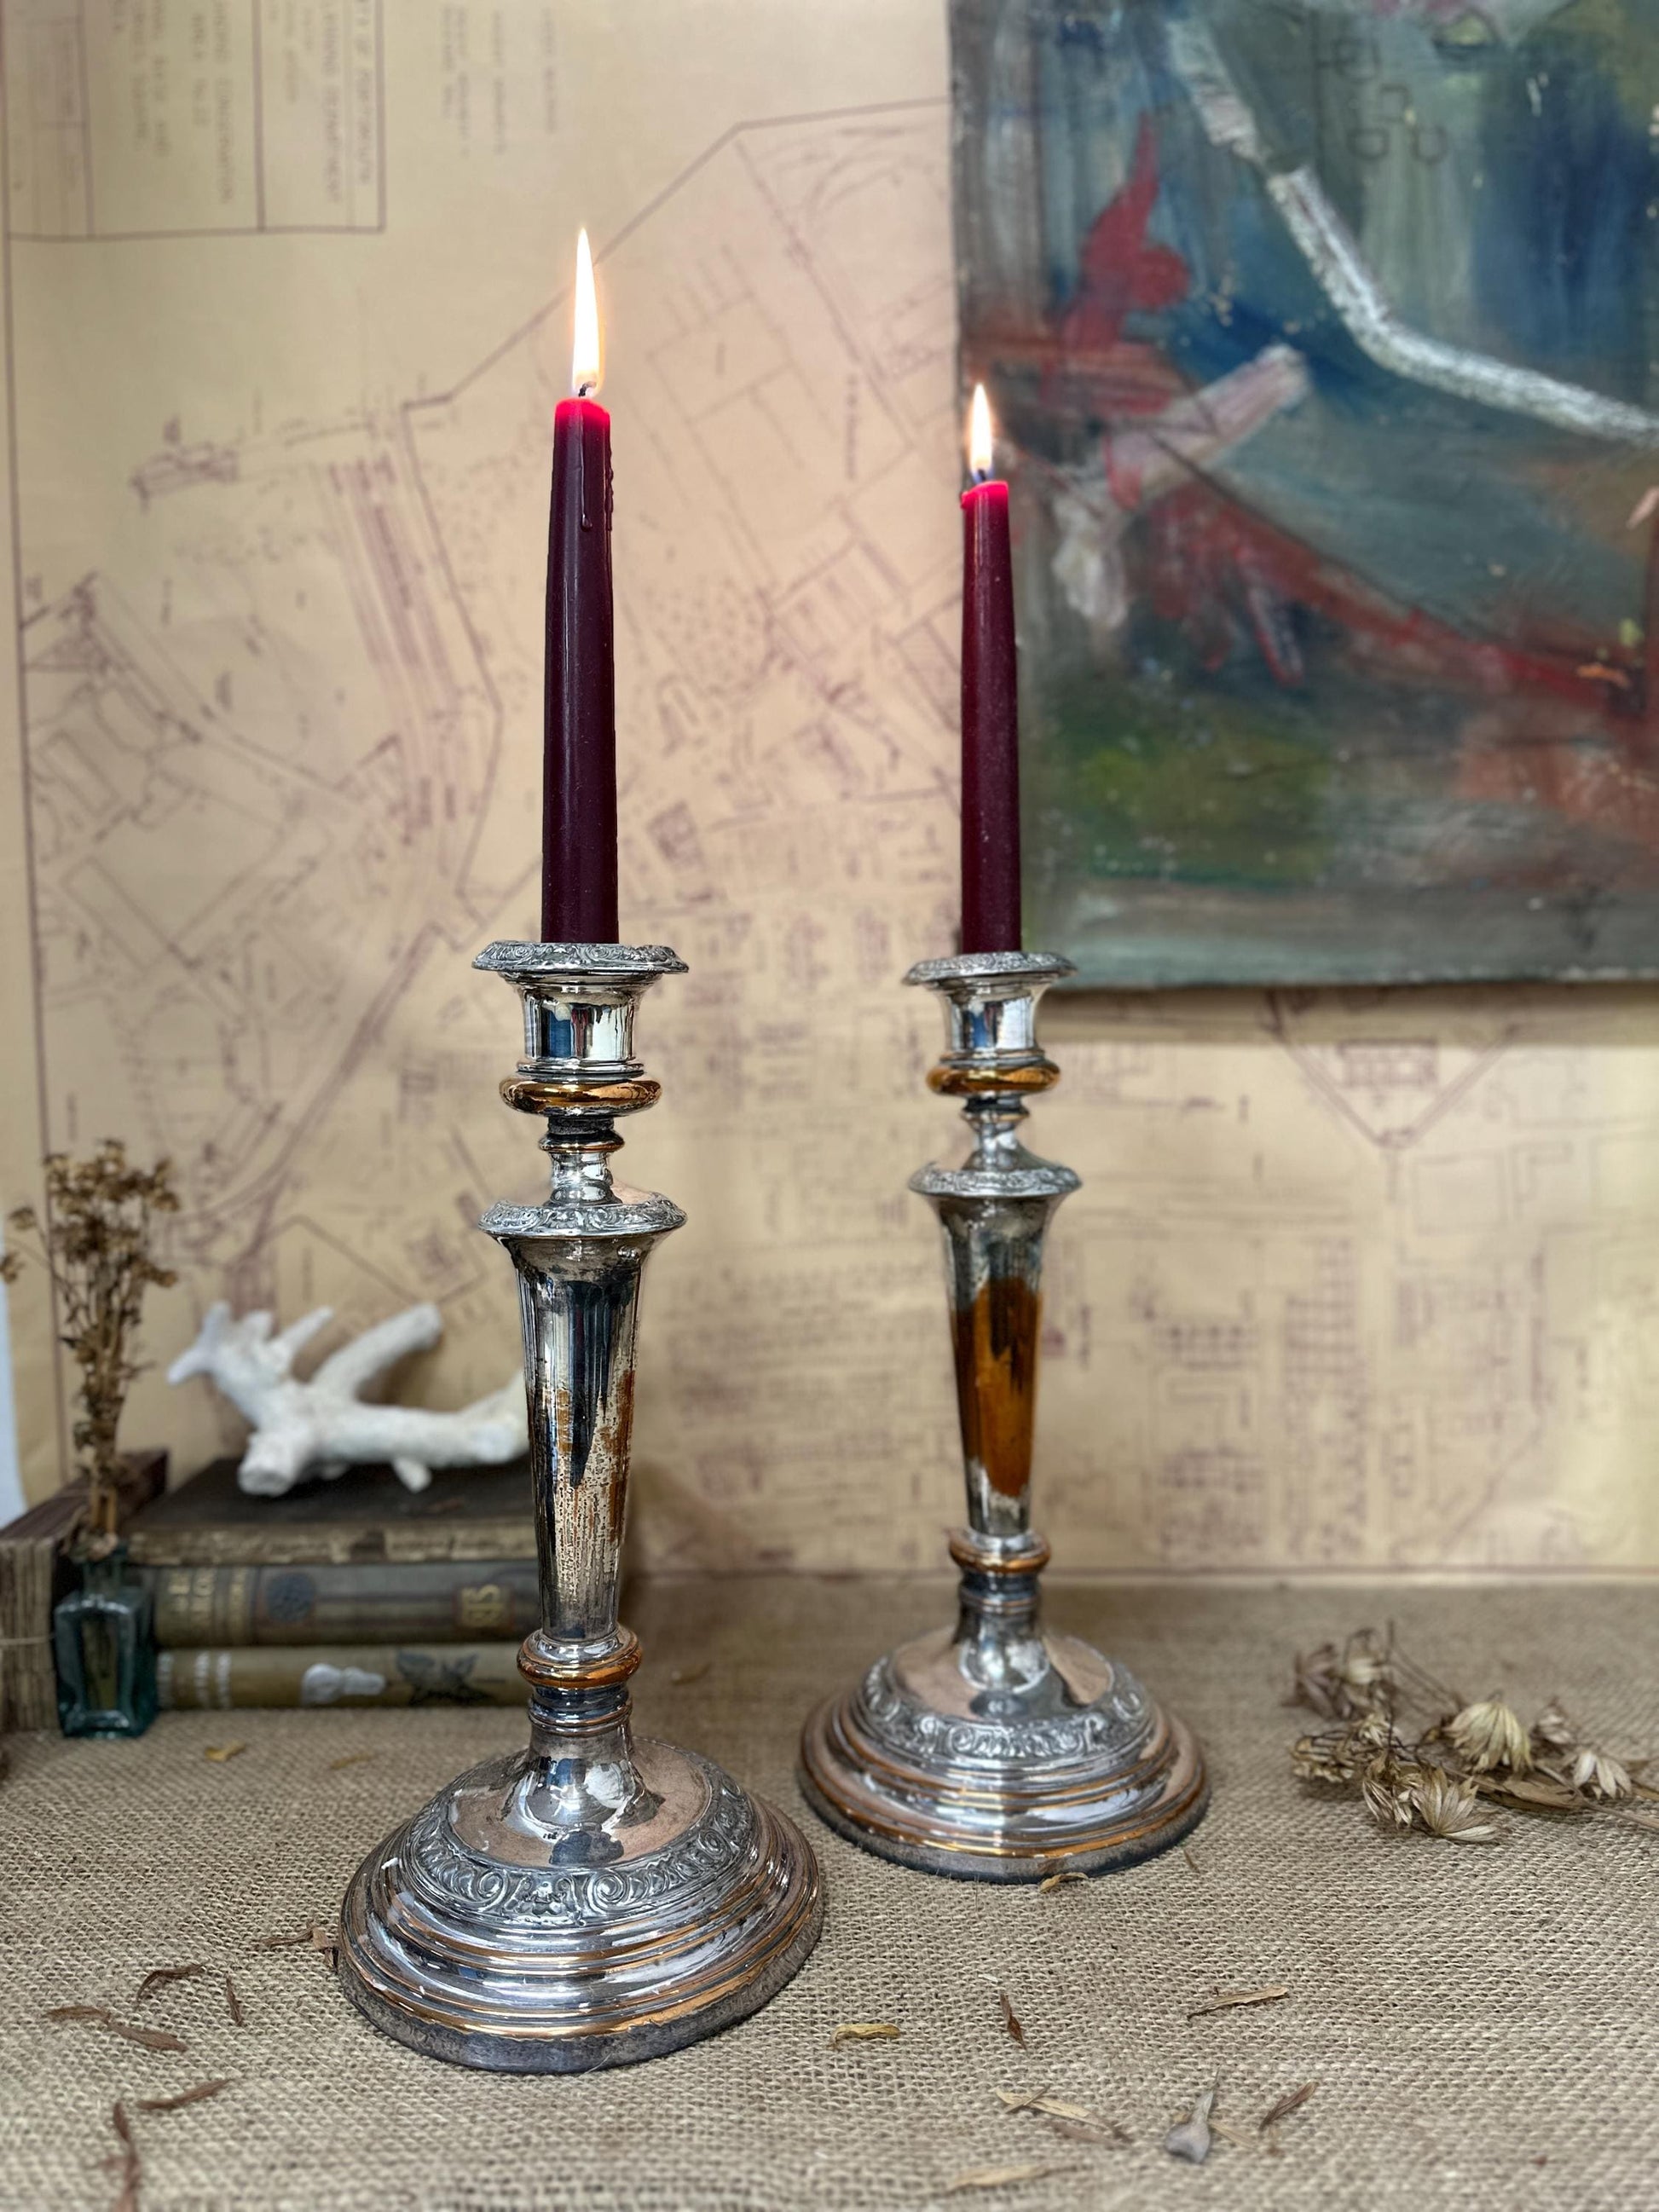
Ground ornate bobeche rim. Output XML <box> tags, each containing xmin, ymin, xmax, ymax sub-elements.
<box><xmin>482</xmin><ymin>1196</ymin><xmax>686</xmax><ymax>1241</ymax></box>
<box><xmin>905</xmin><ymin>950</ymin><xmax>1074</xmax><ymax>988</ymax></box>
<box><xmin>910</xmin><ymin>1163</ymin><xmax>1080</xmax><ymax>1201</ymax></box>
<box><xmin>475</xmin><ymin>940</ymin><xmax>688</xmax><ymax>978</ymax></box>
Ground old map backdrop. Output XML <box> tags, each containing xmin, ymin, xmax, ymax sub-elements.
<box><xmin>3</xmin><ymin>1</ymin><xmax>1658</xmax><ymax>1574</ymax></box>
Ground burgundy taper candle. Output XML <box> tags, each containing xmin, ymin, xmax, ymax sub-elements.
<box><xmin>959</xmin><ymin>385</ymin><xmax>1021</xmax><ymax>953</ymax></box>
<box><xmin>540</xmin><ymin>232</ymin><xmax>619</xmax><ymax>943</ymax></box>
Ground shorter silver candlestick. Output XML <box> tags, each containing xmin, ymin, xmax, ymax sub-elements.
<box><xmin>340</xmin><ymin>941</ymin><xmax>822</xmax><ymax>2069</ymax></box>
<box><xmin>801</xmin><ymin>951</ymin><xmax>1206</xmax><ymax>1880</ymax></box>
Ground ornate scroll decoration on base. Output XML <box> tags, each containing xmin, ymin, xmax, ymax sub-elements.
<box><xmin>338</xmin><ymin>943</ymin><xmax>821</xmax><ymax>2070</ymax></box>
<box><xmin>800</xmin><ymin>952</ymin><xmax>1207</xmax><ymax>1881</ymax></box>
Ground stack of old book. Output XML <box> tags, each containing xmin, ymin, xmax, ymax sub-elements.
<box><xmin>126</xmin><ymin>1457</ymin><xmax>539</xmax><ymax>1709</ymax></box>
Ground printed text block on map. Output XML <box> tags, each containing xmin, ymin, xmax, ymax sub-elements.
<box><xmin>4</xmin><ymin>0</ymin><xmax>384</xmax><ymax>239</ymax></box>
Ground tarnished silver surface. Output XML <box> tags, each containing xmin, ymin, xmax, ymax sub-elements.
<box><xmin>801</xmin><ymin>951</ymin><xmax>1207</xmax><ymax>1880</ymax></box>
<box><xmin>340</xmin><ymin>943</ymin><xmax>821</xmax><ymax>2070</ymax></box>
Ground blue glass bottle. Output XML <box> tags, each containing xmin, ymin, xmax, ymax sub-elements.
<box><xmin>53</xmin><ymin>1541</ymin><xmax>157</xmax><ymax>1737</ymax></box>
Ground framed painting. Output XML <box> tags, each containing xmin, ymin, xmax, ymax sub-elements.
<box><xmin>953</xmin><ymin>0</ymin><xmax>1659</xmax><ymax>985</ymax></box>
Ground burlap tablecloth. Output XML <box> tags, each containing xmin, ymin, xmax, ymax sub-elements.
<box><xmin>2</xmin><ymin>1576</ymin><xmax>1654</xmax><ymax>2211</ymax></box>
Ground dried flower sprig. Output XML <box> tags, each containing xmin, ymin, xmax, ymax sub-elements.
<box><xmin>1287</xmin><ymin>1626</ymin><xmax>1650</xmax><ymax>1845</ymax></box>
<box><xmin>3</xmin><ymin>1141</ymin><xmax>178</xmax><ymax>1539</ymax></box>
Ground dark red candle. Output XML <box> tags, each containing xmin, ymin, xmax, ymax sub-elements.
<box><xmin>540</xmin><ymin>231</ymin><xmax>618</xmax><ymax>944</ymax></box>
<box><xmin>959</xmin><ymin>385</ymin><xmax>1021</xmax><ymax>953</ymax></box>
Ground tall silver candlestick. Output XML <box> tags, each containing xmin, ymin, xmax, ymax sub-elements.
<box><xmin>340</xmin><ymin>941</ymin><xmax>822</xmax><ymax>2069</ymax></box>
<box><xmin>801</xmin><ymin>950</ymin><xmax>1207</xmax><ymax>1880</ymax></box>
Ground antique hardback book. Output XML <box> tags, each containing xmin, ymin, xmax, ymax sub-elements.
<box><xmin>143</xmin><ymin>1559</ymin><xmax>542</xmax><ymax>1646</ymax></box>
<box><xmin>157</xmin><ymin>1642</ymin><xmax>527</xmax><ymax>1709</ymax></box>
<box><xmin>125</xmin><ymin>1456</ymin><xmax>535</xmax><ymax>1568</ymax></box>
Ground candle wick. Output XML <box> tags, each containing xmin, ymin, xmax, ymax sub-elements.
<box><xmin>576</xmin><ymin>383</ymin><xmax>592</xmax><ymax>399</ymax></box>
<box><xmin>971</xmin><ymin>467</ymin><xmax>990</xmax><ymax>487</ymax></box>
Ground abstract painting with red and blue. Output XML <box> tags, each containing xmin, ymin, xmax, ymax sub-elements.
<box><xmin>954</xmin><ymin>0</ymin><xmax>1659</xmax><ymax>983</ymax></box>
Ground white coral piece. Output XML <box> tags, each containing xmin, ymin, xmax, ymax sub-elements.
<box><xmin>168</xmin><ymin>1301</ymin><xmax>525</xmax><ymax>1496</ymax></box>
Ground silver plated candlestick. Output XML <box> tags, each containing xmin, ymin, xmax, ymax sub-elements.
<box><xmin>339</xmin><ymin>942</ymin><xmax>822</xmax><ymax>2070</ymax></box>
<box><xmin>801</xmin><ymin>950</ymin><xmax>1206</xmax><ymax>1880</ymax></box>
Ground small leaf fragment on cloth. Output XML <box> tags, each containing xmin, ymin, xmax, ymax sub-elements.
<box><xmin>998</xmin><ymin>1991</ymin><xmax>1025</xmax><ymax>2045</ymax></box>
<box><xmin>327</xmin><ymin>1753</ymin><xmax>376</xmax><ymax>1771</ymax></box>
<box><xmin>1038</xmin><ymin>1871</ymin><xmax>1086</xmax><ymax>1894</ymax></box>
<box><xmin>1047</xmin><ymin>2115</ymin><xmax>1130</xmax><ymax>2146</ymax></box>
<box><xmin>135</xmin><ymin>1964</ymin><xmax>208</xmax><ymax>2006</ymax></box>
<box><xmin>996</xmin><ymin>2091</ymin><xmax>1093</xmax><ymax>2122</ymax></box>
<box><xmin>106</xmin><ymin>2101</ymin><xmax>140</xmax><ymax>2212</ymax></box>
<box><xmin>44</xmin><ymin>2006</ymin><xmax>187</xmax><ymax>2053</ymax></box>
<box><xmin>1474</xmin><ymin>1772</ymin><xmax>1578</xmax><ymax>1812</ymax></box>
<box><xmin>1165</xmin><ymin>2086</ymin><xmax>1217</xmax><ymax>2164</ymax></box>
<box><xmin>224</xmin><ymin>1974</ymin><xmax>246</xmax><ymax>2027</ymax></box>
<box><xmin>945</xmin><ymin>2164</ymin><xmax>1058</xmax><ymax>2193</ymax></box>
<box><xmin>203</xmin><ymin>1742</ymin><xmax>246</xmax><ymax>1763</ymax></box>
<box><xmin>1187</xmin><ymin>1984</ymin><xmax>1288</xmax><ymax>2021</ymax></box>
<box><xmin>1259</xmin><ymin>2082</ymin><xmax>1317</xmax><ymax>2131</ymax></box>
<box><xmin>250</xmin><ymin>1931</ymin><xmax>313</xmax><ymax>1949</ymax></box>
<box><xmin>829</xmin><ymin>2022</ymin><xmax>899</xmax><ymax>2049</ymax></box>
<box><xmin>137</xmin><ymin>2079</ymin><xmax>234</xmax><ymax>2113</ymax></box>
<box><xmin>997</xmin><ymin>2090</ymin><xmax>1128</xmax><ymax>2141</ymax></box>
<box><xmin>668</xmin><ymin>1661</ymin><xmax>710</xmax><ymax>1685</ymax></box>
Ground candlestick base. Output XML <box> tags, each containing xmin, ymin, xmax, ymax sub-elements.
<box><xmin>340</xmin><ymin>1735</ymin><xmax>822</xmax><ymax>2072</ymax></box>
<box><xmin>800</xmin><ymin>1613</ymin><xmax>1205</xmax><ymax>1883</ymax></box>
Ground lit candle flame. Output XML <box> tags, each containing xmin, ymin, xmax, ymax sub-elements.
<box><xmin>968</xmin><ymin>383</ymin><xmax>994</xmax><ymax>477</ymax></box>
<box><xmin>572</xmin><ymin>228</ymin><xmax>603</xmax><ymax>396</ymax></box>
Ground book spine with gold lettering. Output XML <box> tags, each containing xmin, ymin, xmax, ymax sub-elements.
<box><xmin>142</xmin><ymin>1561</ymin><xmax>542</xmax><ymax>1647</ymax></box>
<box><xmin>156</xmin><ymin>1643</ymin><xmax>528</xmax><ymax>1709</ymax></box>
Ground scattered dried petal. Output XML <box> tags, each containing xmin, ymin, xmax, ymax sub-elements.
<box><xmin>1187</xmin><ymin>1984</ymin><xmax>1289</xmax><ymax>2021</ymax></box>
<box><xmin>1045</xmin><ymin>2115</ymin><xmax>1130</xmax><ymax>2146</ymax></box>
<box><xmin>1573</xmin><ymin>1748</ymin><xmax>1633</xmax><ymax>1802</ymax></box>
<box><xmin>45</xmin><ymin>2004</ymin><xmax>186</xmax><ymax>2052</ymax></box>
<box><xmin>108</xmin><ymin>2102</ymin><xmax>141</xmax><ymax>2212</ymax></box>
<box><xmin>829</xmin><ymin>2022</ymin><xmax>899</xmax><ymax>2049</ymax></box>
<box><xmin>1181</xmin><ymin>1844</ymin><xmax>1203</xmax><ymax>1877</ymax></box>
<box><xmin>995</xmin><ymin>2091</ymin><xmax>1095</xmax><ymax>2122</ymax></box>
<box><xmin>1446</xmin><ymin>1696</ymin><xmax>1531</xmax><ymax>1774</ymax></box>
<box><xmin>223</xmin><ymin>1974</ymin><xmax>245</xmax><ymax>2028</ymax></box>
<box><xmin>998</xmin><ymin>1991</ymin><xmax>1025</xmax><ymax>2046</ymax></box>
<box><xmin>1409</xmin><ymin>1770</ymin><xmax>1500</xmax><ymax>1843</ymax></box>
<box><xmin>327</xmin><ymin>1753</ymin><xmax>376</xmax><ymax>1771</ymax></box>
<box><xmin>945</xmin><ymin>2164</ymin><xmax>1057</xmax><ymax>2193</ymax></box>
<box><xmin>1164</xmin><ymin>2087</ymin><xmax>1216</xmax><ymax>2164</ymax></box>
<box><xmin>250</xmin><ymin>1931</ymin><xmax>313</xmax><ymax>1949</ymax></box>
<box><xmin>1259</xmin><ymin>2082</ymin><xmax>1318</xmax><ymax>2131</ymax></box>
<box><xmin>1038</xmin><ymin>1871</ymin><xmax>1086</xmax><ymax>1894</ymax></box>
<box><xmin>108</xmin><ymin>2019</ymin><xmax>188</xmax><ymax>2053</ymax></box>
<box><xmin>668</xmin><ymin>1661</ymin><xmax>710</xmax><ymax>1685</ymax></box>
<box><xmin>137</xmin><ymin>2079</ymin><xmax>233</xmax><ymax>2113</ymax></box>
<box><xmin>204</xmin><ymin>1743</ymin><xmax>246</xmax><ymax>1764</ymax></box>
<box><xmin>135</xmin><ymin>1964</ymin><xmax>207</xmax><ymax>2006</ymax></box>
